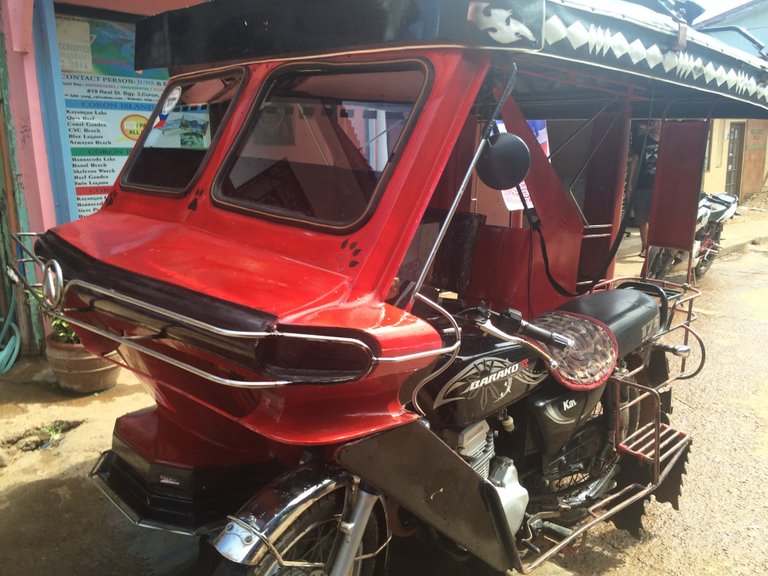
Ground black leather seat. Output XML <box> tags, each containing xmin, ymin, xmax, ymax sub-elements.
<box><xmin>558</xmin><ymin>289</ymin><xmax>660</xmax><ymax>356</ymax></box>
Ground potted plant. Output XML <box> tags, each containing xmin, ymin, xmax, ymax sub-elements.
<box><xmin>44</xmin><ymin>315</ymin><xmax>121</xmax><ymax>394</ymax></box>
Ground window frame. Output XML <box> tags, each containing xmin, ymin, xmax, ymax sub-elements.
<box><xmin>120</xmin><ymin>65</ymin><xmax>249</xmax><ymax>196</ymax></box>
<box><xmin>211</xmin><ymin>58</ymin><xmax>433</xmax><ymax>234</ymax></box>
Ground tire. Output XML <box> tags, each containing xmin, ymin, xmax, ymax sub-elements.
<box><xmin>211</xmin><ymin>491</ymin><xmax>379</xmax><ymax>576</ymax></box>
<box><xmin>694</xmin><ymin>225</ymin><xmax>722</xmax><ymax>278</ymax></box>
<box><xmin>648</xmin><ymin>248</ymin><xmax>675</xmax><ymax>280</ymax></box>
<box><xmin>537</xmin><ymin>384</ymin><xmax>641</xmax><ymax>508</ymax></box>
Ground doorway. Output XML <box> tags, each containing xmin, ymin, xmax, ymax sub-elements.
<box><xmin>726</xmin><ymin>122</ymin><xmax>745</xmax><ymax>197</ymax></box>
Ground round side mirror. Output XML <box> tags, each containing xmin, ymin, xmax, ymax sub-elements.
<box><xmin>476</xmin><ymin>132</ymin><xmax>531</xmax><ymax>190</ymax></box>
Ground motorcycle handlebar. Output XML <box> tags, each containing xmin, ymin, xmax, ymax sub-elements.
<box><xmin>474</xmin><ymin>306</ymin><xmax>574</xmax><ymax>352</ymax></box>
<box><xmin>518</xmin><ymin>319</ymin><xmax>575</xmax><ymax>351</ymax></box>
<box><xmin>474</xmin><ymin>317</ymin><xmax>559</xmax><ymax>370</ymax></box>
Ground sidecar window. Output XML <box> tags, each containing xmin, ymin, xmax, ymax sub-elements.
<box><xmin>122</xmin><ymin>70</ymin><xmax>244</xmax><ymax>192</ymax></box>
<box><xmin>214</xmin><ymin>61</ymin><xmax>429</xmax><ymax>230</ymax></box>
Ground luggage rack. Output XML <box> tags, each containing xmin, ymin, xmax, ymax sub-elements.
<box><xmin>519</xmin><ymin>427</ymin><xmax>690</xmax><ymax>573</ymax></box>
<box><xmin>592</xmin><ymin>276</ymin><xmax>701</xmax><ymax>481</ymax></box>
<box><xmin>620</xmin><ymin>421</ymin><xmax>689</xmax><ymax>466</ymax></box>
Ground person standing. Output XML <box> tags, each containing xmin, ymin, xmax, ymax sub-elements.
<box><xmin>628</xmin><ymin>119</ymin><xmax>661</xmax><ymax>258</ymax></box>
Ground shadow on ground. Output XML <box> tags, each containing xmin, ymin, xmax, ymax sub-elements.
<box><xmin>0</xmin><ymin>461</ymin><xmax>200</xmax><ymax>576</ymax></box>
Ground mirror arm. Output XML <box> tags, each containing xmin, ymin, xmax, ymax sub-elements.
<box><xmin>481</xmin><ymin>63</ymin><xmax>518</xmax><ymax>140</ymax></box>
<box><xmin>407</xmin><ymin>63</ymin><xmax>519</xmax><ymax>311</ymax></box>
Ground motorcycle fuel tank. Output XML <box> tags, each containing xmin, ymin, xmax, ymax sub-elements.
<box><xmin>420</xmin><ymin>334</ymin><xmax>547</xmax><ymax>428</ymax></box>
<box><xmin>528</xmin><ymin>383</ymin><xmax>606</xmax><ymax>455</ymax></box>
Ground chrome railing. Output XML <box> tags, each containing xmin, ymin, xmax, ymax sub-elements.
<box><xmin>9</xmin><ymin>233</ymin><xmax>460</xmax><ymax>388</ymax></box>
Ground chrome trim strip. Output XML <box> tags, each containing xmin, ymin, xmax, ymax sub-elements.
<box><xmin>69</xmin><ymin>277</ymin><xmax>459</xmax><ymax>364</ymax></box>
<box><xmin>410</xmin><ymin>293</ymin><xmax>462</xmax><ymax>416</ymax></box>
<box><xmin>9</xmin><ymin>233</ymin><xmax>457</xmax><ymax>389</ymax></box>
<box><xmin>67</xmin><ymin>279</ymin><xmax>276</xmax><ymax>339</ymax></box>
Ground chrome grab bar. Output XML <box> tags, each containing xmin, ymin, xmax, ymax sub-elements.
<box><xmin>9</xmin><ymin>233</ymin><xmax>461</xmax><ymax>389</ymax></box>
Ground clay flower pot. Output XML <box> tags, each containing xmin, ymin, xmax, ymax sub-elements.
<box><xmin>44</xmin><ymin>334</ymin><xmax>121</xmax><ymax>394</ymax></box>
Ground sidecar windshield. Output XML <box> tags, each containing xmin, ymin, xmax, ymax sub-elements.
<box><xmin>213</xmin><ymin>61</ymin><xmax>429</xmax><ymax>231</ymax></box>
<box><xmin>123</xmin><ymin>69</ymin><xmax>244</xmax><ymax>192</ymax></box>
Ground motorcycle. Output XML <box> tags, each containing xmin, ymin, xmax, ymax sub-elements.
<box><xmin>647</xmin><ymin>192</ymin><xmax>738</xmax><ymax>280</ymax></box>
<box><xmin>10</xmin><ymin>0</ymin><xmax>767</xmax><ymax>574</ymax></box>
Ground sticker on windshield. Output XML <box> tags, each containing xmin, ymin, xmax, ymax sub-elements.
<box><xmin>155</xmin><ymin>86</ymin><xmax>183</xmax><ymax>129</ymax></box>
<box><xmin>162</xmin><ymin>86</ymin><xmax>183</xmax><ymax>115</ymax></box>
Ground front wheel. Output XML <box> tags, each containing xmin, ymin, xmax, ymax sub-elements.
<box><xmin>212</xmin><ymin>491</ymin><xmax>379</xmax><ymax>576</ymax></box>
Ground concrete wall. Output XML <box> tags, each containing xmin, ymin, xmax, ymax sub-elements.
<box><xmin>701</xmin><ymin>118</ymin><xmax>768</xmax><ymax>199</ymax></box>
<box><xmin>702</xmin><ymin>119</ymin><xmax>726</xmax><ymax>193</ymax></box>
<box><xmin>0</xmin><ymin>0</ymin><xmax>205</xmax><ymax>232</ymax></box>
<box><xmin>743</xmin><ymin>120</ymin><xmax>768</xmax><ymax>196</ymax></box>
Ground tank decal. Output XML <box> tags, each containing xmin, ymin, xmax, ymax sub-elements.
<box><xmin>433</xmin><ymin>357</ymin><xmax>530</xmax><ymax>410</ymax></box>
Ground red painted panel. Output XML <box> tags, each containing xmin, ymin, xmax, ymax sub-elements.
<box><xmin>429</xmin><ymin>116</ymin><xmax>477</xmax><ymax>212</ymax></box>
<box><xmin>468</xmin><ymin>226</ymin><xmax>533</xmax><ymax>314</ymax></box>
<box><xmin>580</xmin><ymin>108</ymin><xmax>631</xmax><ymax>280</ymax></box>
<box><xmin>467</xmin><ymin>225</ymin><xmax>571</xmax><ymax>318</ymax></box>
<box><xmin>114</xmin><ymin>407</ymin><xmax>274</xmax><ymax>469</ymax></box>
<box><xmin>647</xmin><ymin>121</ymin><xmax>710</xmax><ymax>252</ymax></box>
<box><xmin>55</xmin><ymin>49</ymin><xmax>490</xmax><ymax>317</ymax></box>
<box><xmin>119</xmin><ymin>347</ymin><xmax>421</xmax><ymax>446</ymax></box>
<box><xmin>47</xmin><ymin>49</ymin><xmax>491</xmax><ymax>445</ymax></box>
<box><xmin>466</xmin><ymin>98</ymin><xmax>582</xmax><ymax>317</ymax></box>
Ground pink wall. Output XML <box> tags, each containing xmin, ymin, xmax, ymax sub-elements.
<box><xmin>1</xmin><ymin>0</ymin><xmax>57</xmax><ymax>232</ymax></box>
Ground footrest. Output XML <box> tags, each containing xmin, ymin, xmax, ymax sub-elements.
<box><xmin>618</xmin><ymin>422</ymin><xmax>689</xmax><ymax>465</ymax></box>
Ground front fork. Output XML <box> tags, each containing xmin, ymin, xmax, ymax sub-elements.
<box><xmin>330</xmin><ymin>486</ymin><xmax>380</xmax><ymax>576</ymax></box>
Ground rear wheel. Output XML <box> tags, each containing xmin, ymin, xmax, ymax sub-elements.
<box><xmin>528</xmin><ymin>383</ymin><xmax>641</xmax><ymax>524</ymax></box>
<box><xmin>648</xmin><ymin>248</ymin><xmax>676</xmax><ymax>280</ymax></box>
<box><xmin>211</xmin><ymin>491</ymin><xmax>379</xmax><ymax>576</ymax></box>
<box><xmin>694</xmin><ymin>225</ymin><xmax>722</xmax><ymax>278</ymax></box>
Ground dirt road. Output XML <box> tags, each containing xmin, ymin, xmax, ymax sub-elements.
<box><xmin>1</xmin><ymin>247</ymin><xmax>767</xmax><ymax>575</ymax></box>
<box><xmin>0</xmin><ymin>362</ymin><xmax>201</xmax><ymax>575</ymax></box>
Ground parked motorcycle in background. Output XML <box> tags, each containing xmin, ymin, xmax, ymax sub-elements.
<box><xmin>647</xmin><ymin>192</ymin><xmax>738</xmax><ymax>280</ymax></box>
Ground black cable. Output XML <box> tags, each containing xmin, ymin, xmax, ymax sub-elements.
<box><xmin>516</xmin><ymin>185</ymin><xmax>579</xmax><ymax>297</ymax></box>
<box><xmin>516</xmin><ymin>102</ymin><xmax>659</xmax><ymax>297</ymax></box>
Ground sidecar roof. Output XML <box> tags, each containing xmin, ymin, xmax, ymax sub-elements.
<box><xmin>136</xmin><ymin>0</ymin><xmax>768</xmax><ymax>119</ymax></box>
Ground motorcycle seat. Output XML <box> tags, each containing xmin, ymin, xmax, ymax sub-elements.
<box><xmin>704</xmin><ymin>193</ymin><xmax>737</xmax><ymax>222</ymax></box>
<box><xmin>558</xmin><ymin>289</ymin><xmax>659</xmax><ymax>356</ymax></box>
<box><xmin>708</xmin><ymin>204</ymin><xmax>730</xmax><ymax>221</ymax></box>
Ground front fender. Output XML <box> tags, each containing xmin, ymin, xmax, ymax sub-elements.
<box><xmin>213</xmin><ymin>463</ymin><xmax>351</xmax><ymax>566</ymax></box>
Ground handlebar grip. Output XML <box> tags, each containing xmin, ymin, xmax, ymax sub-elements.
<box><xmin>520</xmin><ymin>321</ymin><xmax>574</xmax><ymax>350</ymax></box>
